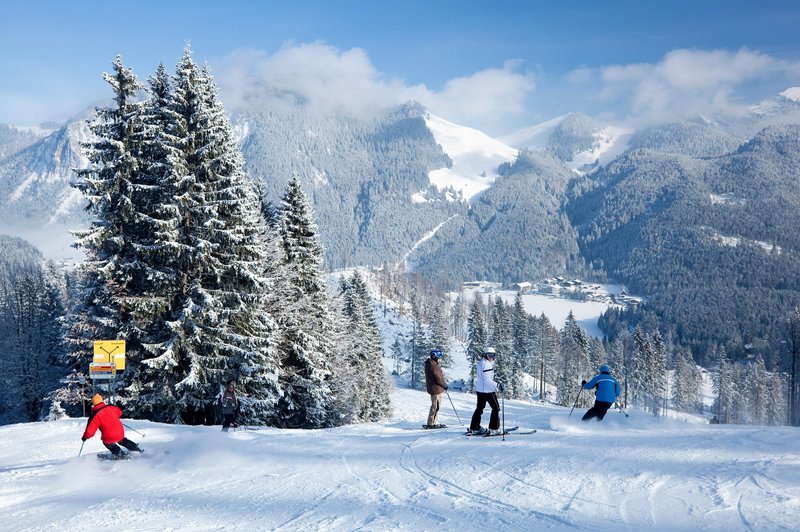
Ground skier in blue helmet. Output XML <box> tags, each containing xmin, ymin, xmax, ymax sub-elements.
<box><xmin>423</xmin><ymin>349</ymin><xmax>448</xmax><ymax>429</ymax></box>
<box><xmin>581</xmin><ymin>364</ymin><xmax>621</xmax><ymax>421</ymax></box>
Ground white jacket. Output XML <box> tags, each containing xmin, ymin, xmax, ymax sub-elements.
<box><xmin>475</xmin><ymin>357</ymin><xmax>497</xmax><ymax>393</ymax></box>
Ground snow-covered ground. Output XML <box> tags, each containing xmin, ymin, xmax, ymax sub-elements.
<box><xmin>2</xmin><ymin>383</ymin><xmax>798</xmax><ymax>531</ymax></box>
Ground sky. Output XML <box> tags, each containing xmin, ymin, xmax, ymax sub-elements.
<box><xmin>2</xmin><ymin>1</ymin><xmax>800</xmax><ymax>135</ymax></box>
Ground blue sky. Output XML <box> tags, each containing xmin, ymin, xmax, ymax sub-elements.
<box><xmin>2</xmin><ymin>0</ymin><xmax>799</xmax><ymax>134</ymax></box>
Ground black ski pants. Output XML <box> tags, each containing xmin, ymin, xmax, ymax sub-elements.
<box><xmin>104</xmin><ymin>437</ymin><xmax>142</xmax><ymax>455</ymax></box>
<box><xmin>222</xmin><ymin>413</ymin><xmax>236</xmax><ymax>431</ymax></box>
<box><xmin>470</xmin><ymin>391</ymin><xmax>500</xmax><ymax>430</ymax></box>
<box><xmin>582</xmin><ymin>400</ymin><xmax>613</xmax><ymax>422</ymax></box>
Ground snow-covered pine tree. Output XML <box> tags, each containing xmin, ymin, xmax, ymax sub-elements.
<box><xmin>766</xmin><ymin>372</ymin><xmax>788</xmax><ymax>425</ymax></box>
<box><xmin>648</xmin><ymin>331</ymin><xmax>668</xmax><ymax>416</ymax></box>
<box><xmin>68</xmin><ymin>55</ymin><xmax>144</xmax><ymax>381</ymax></box>
<box><xmin>509</xmin><ymin>293</ymin><xmax>528</xmax><ymax>400</ymax></box>
<box><xmin>529</xmin><ymin>313</ymin><xmax>559</xmax><ymax>402</ymax></box>
<box><xmin>451</xmin><ymin>293</ymin><xmax>467</xmax><ymax>340</ymax></box>
<box><xmin>489</xmin><ymin>298</ymin><xmax>511</xmax><ymax>393</ymax></box>
<box><xmin>672</xmin><ymin>349</ymin><xmax>702</xmax><ymax>413</ymax></box>
<box><xmin>390</xmin><ymin>337</ymin><xmax>404</xmax><ymax>376</ymax></box>
<box><xmin>0</xmin><ymin>261</ymin><xmax>67</xmax><ymax>421</ymax></box>
<box><xmin>557</xmin><ymin>311</ymin><xmax>590</xmax><ymax>406</ymax></box>
<box><xmin>748</xmin><ymin>356</ymin><xmax>769</xmax><ymax>425</ymax></box>
<box><xmin>429</xmin><ymin>300</ymin><xmax>452</xmax><ymax>368</ymax></box>
<box><xmin>273</xmin><ymin>177</ymin><xmax>336</xmax><ymax>428</ymax></box>
<box><xmin>339</xmin><ymin>272</ymin><xmax>391</xmax><ymax>421</ymax></box>
<box><xmin>142</xmin><ymin>48</ymin><xmax>281</xmax><ymax>424</ymax></box>
<box><xmin>630</xmin><ymin>326</ymin><xmax>650</xmax><ymax>408</ymax></box>
<box><xmin>713</xmin><ymin>346</ymin><xmax>736</xmax><ymax>424</ymax></box>
<box><xmin>409</xmin><ymin>296</ymin><xmax>429</xmax><ymax>390</ymax></box>
<box><xmin>466</xmin><ymin>297</ymin><xmax>486</xmax><ymax>393</ymax></box>
<box><xmin>115</xmin><ymin>62</ymin><xmax>193</xmax><ymax>420</ymax></box>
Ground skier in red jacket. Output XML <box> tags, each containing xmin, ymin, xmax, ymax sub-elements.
<box><xmin>82</xmin><ymin>393</ymin><xmax>143</xmax><ymax>457</ymax></box>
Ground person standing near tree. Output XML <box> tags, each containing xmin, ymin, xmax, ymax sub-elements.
<box><xmin>469</xmin><ymin>347</ymin><xmax>501</xmax><ymax>435</ymax></box>
<box><xmin>424</xmin><ymin>349</ymin><xmax>448</xmax><ymax>429</ymax></box>
<box><xmin>220</xmin><ymin>381</ymin><xmax>239</xmax><ymax>431</ymax></box>
<box><xmin>581</xmin><ymin>364</ymin><xmax>621</xmax><ymax>422</ymax></box>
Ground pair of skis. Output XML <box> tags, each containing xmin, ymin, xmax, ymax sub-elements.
<box><xmin>464</xmin><ymin>426</ymin><xmax>537</xmax><ymax>437</ymax></box>
<box><xmin>421</xmin><ymin>424</ymin><xmax>537</xmax><ymax>436</ymax></box>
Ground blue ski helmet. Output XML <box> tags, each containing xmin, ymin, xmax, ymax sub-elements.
<box><xmin>599</xmin><ymin>364</ymin><xmax>610</xmax><ymax>373</ymax></box>
<box><xmin>430</xmin><ymin>349</ymin><xmax>443</xmax><ymax>359</ymax></box>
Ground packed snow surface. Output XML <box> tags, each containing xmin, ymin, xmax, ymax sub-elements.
<box><xmin>2</xmin><ymin>385</ymin><xmax>798</xmax><ymax>531</ymax></box>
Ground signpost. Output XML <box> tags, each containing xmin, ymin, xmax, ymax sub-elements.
<box><xmin>90</xmin><ymin>340</ymin><xmax>126</xmax><ymax>403</ymax></box>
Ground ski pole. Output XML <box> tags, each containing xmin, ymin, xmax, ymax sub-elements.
<box><xmin>445</xmin><ymin>389</ymin><xmax>463</xmax><ymax>426</ymax></box>
<box><xmin>122</xmin><ymin>423</ymin><xmax>145</xmax><ymax>437</ymax></box>
<box><xmin>500</xmin><ymin>386</ymin><xmax>505</xmax><ymax>442</ymax></box>
<box><xmin>79</xmin><ymin>440</ymin><xmax>85</xmax><ymax>457</ymax></box>
<box><xmin>569</xmin><ymin>386</ymin><xmax>583</xmax><ymax>419</ymax></box>
<box><xmin>618</xmin><ymin>405</ymin><xmax>629</xmax><ymax>418</ymax></box>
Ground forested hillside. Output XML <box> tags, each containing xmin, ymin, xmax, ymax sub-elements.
<box><xmin>238</xmin><ymin>102</ymin><xmax>462</xmax><ymax>268</ymax></box>
<box><xmin>0</xmin><ymin>235</ymin><xmax>65</xmax><ymax>424</ymax></box>
<box><xmin>413</xmin><ymin>150</ymin><xmax>579</xmax><ymax>284</ymax></box>
<box><xmin>568</xmin><ymin>124</ymin><xmax>800</xmax><ymax>361</ymax></box>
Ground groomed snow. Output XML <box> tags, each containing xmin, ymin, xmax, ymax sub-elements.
<box><xmin>2</xmin><ymin>384</ymin><xmax>798</xmax><ymax>531</ymax></box>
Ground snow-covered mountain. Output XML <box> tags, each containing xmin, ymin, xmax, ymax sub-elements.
<box><xmin>0</xmin><ymin>116</ymin><xmax>92</xmax><ymax>260</ymax></box>
<box><xmin>424</xmin><ymin>112</ymin><xmax>518</xmax><ymax>201</ymax></box>
<box><xmin>1</xmin><ymin>383</ymin><xmax>797</xmax><ymax>530</ymax></box>
<box><xmin>500</xmin><ymin>112</ymin><xmax>632</xmax><ymax>172</ymax></box>
<box><xmin>0</xmin><ymin>123</ymin><xmax>55</xmax><ymax>160</ymax></box>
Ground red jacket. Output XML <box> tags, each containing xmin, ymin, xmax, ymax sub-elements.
<box><xmin>83</xmin><ymin>403</ymin><xmax>125</xmax><ymax>444</ymax></box>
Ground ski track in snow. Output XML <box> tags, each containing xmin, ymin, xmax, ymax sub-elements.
<box><xmin>1</xmin><ymin>386</ymin><xmax>800</xmax><ymax>531</ymax></box>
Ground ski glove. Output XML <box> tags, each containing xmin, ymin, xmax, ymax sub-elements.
<box><xmin>581</xmin><ymin>380</ymin><xmax>587</xmax><ymax>386</ymax></box>
<box><xmin>81</xmin><ymin>436</ymin><xmax>87</xmax><ymax>442</ymax></box>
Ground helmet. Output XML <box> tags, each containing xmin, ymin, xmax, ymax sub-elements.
<box><xmin>430</xmin><ymin>349</ymin><xmax>443</xmax><ymax>359</ymax></box>
<box><xmin>91</xmin><ymin>393</ymin><xmax>104</xmax><ymax>406</ymax></box>
<box><xmin>484</xmin><ymin>347</ymin><xmax>496</xmax><ymax>358</ymax></box>
<box><xmin>599</xmin><ymin>364</ymin><xmax>610</xmax><ymax>373</ymax></box>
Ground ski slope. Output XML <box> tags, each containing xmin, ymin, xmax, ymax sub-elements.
<box><xmin>1</xmin><ymin>385</ymin><xmax>798</xmax><ymax>531</ymax></box>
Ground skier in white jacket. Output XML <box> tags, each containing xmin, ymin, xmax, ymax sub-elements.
<box><xmin>469</xmin><ymin>347</ymin><xmax>501</xmax><ymax>435</ymax></box>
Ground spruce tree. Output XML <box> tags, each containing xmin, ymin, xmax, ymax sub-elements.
<box><xmin>466</xmin><ymin>297</ymin><xmax>487</xmax><ymax>393</ymax></box>
<box><xmin>339</xmin><ymin>272</ymin><xmax>391</xmax><ymax>421</ymax></box>
<box><xmin>69</xmin><ymin>55</ymin><xmax>144</xmax><ymax>380</ymax></box>
<box><xmin>558</xmin><ymin>311</ymin><xmax>590</xmax><ymax>406</ymax></box>
<box><xmin>509</xmin><ymin>294</ymin><xmax>528</xmax><ymax>399</ymax></box>
<box><xmin>126</xmin><ymin>48</ymin><xmax>282</xmax><ymax>423</ymax></box>
<box><xmin>490</xmin><ymin>299</ymin><xmax>512</xmax><ymax>396</ymax></box>
<box><xmin>274</xmin><ymin>177</ymin><xmax>336</xmax><ymax>428</ymax></box>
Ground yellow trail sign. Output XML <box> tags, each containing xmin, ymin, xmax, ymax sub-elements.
<box><xmin>93</xmin><ymin>340</ymin><xmax>126</xmax><ymax>370</ymax></box>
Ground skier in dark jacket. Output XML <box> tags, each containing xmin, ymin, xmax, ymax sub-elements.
<box><xmin>220</xmin><ymin>381</ymin><xmax>239</xmax><ymax>431</ymax></box>
<box><xmin>424</xmin><ymin>349</ymin><xmax>448</xmax><ymax>429</ymax></box>
<box><xmin>82</xmin><ymin>393</ymin><xmax>143</xmax><ymax>457</ymax></box>
<box><xmin>581</xmin><ymin>364</ymin><xmax>622</xmax><ymax>421</ymax></box>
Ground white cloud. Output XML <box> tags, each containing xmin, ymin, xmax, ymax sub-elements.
<box><xmin>570</xmin><ymin>48</ymin><xmax>800</xmax><ymax>125</ymax></box>
<box><xmin>403</xmin><ymin>60</ymin><xmax>534</xmax><ymax>128</ymax></box>
<box><xmin>216</xmin><ymin>43</ymin><xmax>534</xmax><ymax>131</ymax></box>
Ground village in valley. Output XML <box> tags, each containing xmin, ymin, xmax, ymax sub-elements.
<box><xmin>454</xmin><ymin>277</ymin><xmax>643</xmax><ymax>339</ymax></box>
